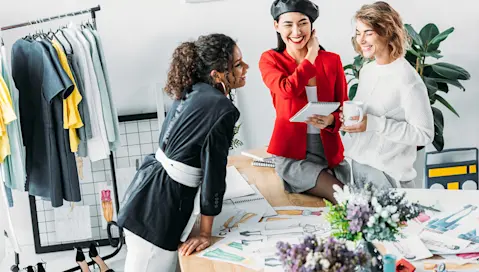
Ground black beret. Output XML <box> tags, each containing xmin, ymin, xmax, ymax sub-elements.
<box><xmin>270</xmin><ymin>0</ymin><xmax>319</xmax><ymax>22</ymax></box>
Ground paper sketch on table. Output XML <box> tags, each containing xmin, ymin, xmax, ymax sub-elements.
<box><xmin>54</xmin><ymin>205</ymin><xmax>92</xmax><ymax>242</ymax></box>
<box><xmin>439</xmin><ymin>252</ymin><xmax>479</xmax><ymax>265</ymax></box>
<box><xmin>97</xmin><ymin>182</ymin><xmax>117</xmax><ymax>229</ymax></box>
<box><xmin>263</xmin><ymin>254</ymin><xmax>284</xmax><ymax>272</ymax></box>
<box><xmin>212</xmin><ymin>200</ymin><xmax>265</xmax><ymax>237</ymax></box>
<box><xmin>426</xmin><ymin>205</ymin><xmax>478</xmax><ymax>234</ymax></box>
<box><xmin>383</xmin><ymin>235</ymin><xmax>433</xmax><ymax>261</ymax></box>
<box><xmin>198</xmin><ymin>236</ymin><xmax>263</xmax><ymax>271</ymax></box>
<box><xmin>238</xmin><ymin>218</ymin><xmax>331</xmax><ymax>241</ymax></box>
<box><xmin>230</xmin><ymin>184</ymin><xmax>276</xmax><ymax>217</ymax></box>
<box><xmin>420</xmin><ymin>231</ymin><xmax>471</xmax><ymax>254</ymax></box>
<box><xmin>224</xmin><ymin>166</ymin><xmax>255</xmax><ymax>200</ymax></box>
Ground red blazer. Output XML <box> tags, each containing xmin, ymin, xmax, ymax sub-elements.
<box><xmin>259</xmin><ymin>49</ymin><xmax>347</xmax><ymax>168</ymax></box>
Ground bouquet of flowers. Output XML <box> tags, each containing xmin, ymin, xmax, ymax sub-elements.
<box><xmin>276</xmin><ymin>235</ymin><xmax>369</xmax><ymax>272</ymax></box>
<box><xmin>325</xmin><ymin>183</ymin><xmax>424</xmax><ymax>242</ymax></box>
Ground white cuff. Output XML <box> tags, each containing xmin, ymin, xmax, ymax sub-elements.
<box><xmin>366</xmin><ymin>114</ymin><xmax>385</xmax><ymax>132</ymax></box>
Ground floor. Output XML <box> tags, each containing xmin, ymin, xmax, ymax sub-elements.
<box><xmin>0</xmin><ymin>241</ymin><xmax>127</xmax><ymax>272</ymax></box>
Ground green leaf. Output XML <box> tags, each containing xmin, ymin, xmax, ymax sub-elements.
<box><xmin>420</xmin><ymin>23</ymin><xmax>440</xmax><ymax>50</ymax></box>
<box><xmin>436</xmin><ymin>94</ymin><xmax>460</xmax><ymax>117</ymax></box>
<box><xmin>424</xmin><ymin>77</ymin><xmax>438</xmax><ymax>97</ymax></box>
<box><xmin>431</xmin><ymin>63</ymin><xmax>471</xmax><ymax>80</ymax></box>
<box><xmin>424</xmin><ymin>50</ymin><xmax>443</xmax><ymax>59</ymax></box>
<box><xmin>433</xmin><ymin>78</ymin><xmax>465</xmax><ymax>91</ymax></box>
<box><xmin>347</xmin><ymin>78</ymin><xmax>357</xmax><ymax>85</ymax></box>
<box><xmin>405</xmin><ymin>24</ymin><xmax>424</xmax><ymax>49</ymax></box>
<box><xmin>349</xmin><ymin>83</ymin><xmax>358</xmax><ymax>100</ymax></box>
<box><xmin>436</xmin><ymin>82</ymin><xmax>449</xmax><ymax>93</ymax></box>
<box><xmin>432</xmin><ymin>106</ymin><xmax>444</xmax><ymax>133</ymax></box>
<box><xmin>343</xmin><ymin>64</ymin><xmax>354</xmax><ymax>71</ymax></box>
<box><xmin>353</xmin><ymin>55</ymin><xmax>363</xmax><ymax>71</ymax></box>
<box><xmin>405</xmin><ymin>50</ymin><xmax>418</xmax><ymax>67</ymax></box>
<box><xmin>429</xmin><ymin>27</ymin><xmax>454</xmax><ymax>46</ymax></box>
<box><xmin>433</xmin><ymin>129</ymin><xmax>444</xmax><ymax>151</ymax></box>
<box><xmin>408</xmin><ymin>48</ymin><xmax>422</xmax><ymax>58</ymax></box>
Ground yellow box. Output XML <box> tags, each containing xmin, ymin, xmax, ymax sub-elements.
<box><xmin>447</xmin><ymin>182</ymin><xmax>459</xmax><ymax>190</ymax></box>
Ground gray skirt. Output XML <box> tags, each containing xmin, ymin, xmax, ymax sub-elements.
<box><xmin>351</xmin><ymin>160</ymin><xmax>415</xmax><ymax>189</ymax></box>
<box><xmin>274</xmin><ymin>134</ymin><xmax>351</xmax><ymax>193</ymax></box>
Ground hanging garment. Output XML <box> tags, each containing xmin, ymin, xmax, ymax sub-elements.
<box><xmin>39</xmin><ymin>39</ymin><xmax>81</xmax><ymax>203</ymax></box>
<box><xmin>51</xmin><ymin>39</ymin><xmax>83</xmax><ymax>152</ymax></box>
<box><xmin>55</xmin><ymin>31</ymin><xmax>93</xmax><ymax>157</ymax></box>
<box><xmin>0</xmin><ymin>45</ymin><xmax>26</xmax><ymax>193</ymax></box>
<box><xmin>62</xmin><ymin>28</ymin><xmax>109</xmax><ymax>161</ymax></box>
<box><xmin>11</xmin><ymin>38</ymin><xmax>80</xmax><ymax>207</ymax></box>
<box><xmin>87</xmin><ymin>28</ymin><xmax>121</xmax><ymax>150</ymax></box>
<box><xmin>0</xmin><ymin>76</ymin><xmax>17</xmax><ymax>162</ymax></box>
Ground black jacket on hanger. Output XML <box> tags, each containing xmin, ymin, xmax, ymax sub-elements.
<box><xmin>117</xmin><ymin>82</ymin><xmax>240</xmax><ymax>251</ymax></box>
<box><xmin>11</xmin><ymin>38</ymin><xmax>80</xmax><ymax>207</ymax></box>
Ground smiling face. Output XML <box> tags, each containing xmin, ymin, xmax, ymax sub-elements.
<box><xmin>275</xmin><ymin>12</ymin><xmax>312</xmax><ymax>51</ymax></box>
<box><xmin>355</xmin><ymin>19</ymin><xmax>390</xmax><ymax>61</ymax></box>
<box><xmin>227</xmin><ymin>45</ymin><xmax>249</xmax><ymax>89</ymax></box>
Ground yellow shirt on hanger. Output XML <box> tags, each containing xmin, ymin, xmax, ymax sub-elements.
<box><xmin>0</xmin><ymin>76</ymin><xmax>17</xmax><ymax>163</ymax></box>
<box><xmin>51</xmin><ymin>39</ymin><xmax>83</xmax><ymax>153</ymax></box>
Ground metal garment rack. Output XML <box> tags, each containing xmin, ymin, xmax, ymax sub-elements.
<box><xmin>1</xmin><ymin>5</ymin><xmax>125</xmax><ymax>272</ymax></box>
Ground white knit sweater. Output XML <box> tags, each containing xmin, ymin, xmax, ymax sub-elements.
<box><xmin>345</xmin><ymin>57</ymin><xmax>434</xmax><ymax>182</ymax></box>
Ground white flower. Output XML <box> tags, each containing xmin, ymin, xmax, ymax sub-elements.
<box><xmin>381</xmin><ymin>210</ymin><xmax>389</xmax><ymax>218</ymax></box>
<box><xmin>320</xmin><ymin>259</ymin><xmax>330</xmax><ymax>269</ymax></box>
<box><xmin>305</xmin><ymin>251</ymin><xmax>316</xmax><ymax>268</ymax></box>
<box><xmin>388</xmin><ymin>206</ymin><xmax>398</xmax><ymax>214</ymax></box>
<box><xmin>332</xmin><ymin>184</ymin><xmax>351</xmax><ymax>204</ymax></box>
<box><xmin>371</xmin><ymin>196</ymin><xmax>378</xmax><ymax>207</ymax></box>
<box><xmin>346</xmin><ymin>241</ymin><xmax>356</xmax><ymax>251</ymax></box>
<box><xmin>375</xmin><ymin>205</ymin><xmax>383</xmax><ymax>213</ymax></box>
<box><xmin>391</xmin><ymin>213</ymin><xmax>400</xmax><ymax>222</ymax></box>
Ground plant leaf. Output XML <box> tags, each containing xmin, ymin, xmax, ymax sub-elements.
<box><xmin>429</xmin><ymin>27</ymin><xmax>454</xmax><ymax>46</ymax></box>
<box><xmin>349</xmin><ymin>83</ymin><xmax>358</xmax><ymax>100</ymax></box>
<box><xmin>343</xmin><ymin>64</ymin><xmax>354</xmax><ymax>71</ymax></box>
<box><xmin>405</xmin><ymin>24</ymin><xmax>424</xmax><ymax>49</ymax></box>
<box><xmin>424</xmin><ymin>77</ymin><xmax>438</xmax><ymax>97</ymax></box>
<box><xmin>408</xmin><ymin>48</ymin><xmax>422</xmax><ymax>58</ymax></box>
<box><xmin>420</xmin><ymin>23</ymin><xmax>440</xmax><ymax>50</ymax></box>
<box><xmin>431</xmin><ymin>62</ymin><xmax>471</xmax><ymax>80</ymax></box>
<box><xmin>347</xmin><ymin>78</ymin><xmax>357</xmax><ymax>85</ymax></box>
<box><xmin>433</xmin><ymin>129</ymin><xmax>444</xmax><ymax>151</ymax></box>
<box><xmin>433</xmin><ymin>78</ymin><xmax>465</xmax><ymax>91</ymax></box>
<box><xmin>436</xmin><ymin>94</ymin><xmax>460</xmax><ymax>117</ymax></box>
<box><xmin>432</xmin><ymin>106</ymin><xmax>444</xmax><ymax>133</ymax></box>
<box><xmin>424</xmin><ymin>50</ymin><xmax>443</xmax><ymax>59</ymax></box>
<box><xmin>436</xmin><ymin>82</ymin><xmax>449</xmax><ymax>93</ymax></box>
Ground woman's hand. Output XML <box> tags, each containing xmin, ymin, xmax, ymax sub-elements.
<box><xmin>306</xmin><ymin>29</ymin><xmax>319</xmax><ymax>64</ymax></box>
<box><xmin>306</xmin><ymin>114</ymin><xmax>334</xmax><ymax>129</ymax></box>
<box><xmin>179</xmin><ymin>234</ymin><xmax>212</xmax><ymax>256</ymax></box>
<box><xmin>340</xmin><ymin>115</ymin><xmax>368</xmax><ymax>133</ymax></box>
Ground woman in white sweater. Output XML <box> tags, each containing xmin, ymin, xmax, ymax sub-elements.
<box><xmin>340</xmin><ymin>1</ymin><xmax>434</xmax><ymax>189</ymax></box>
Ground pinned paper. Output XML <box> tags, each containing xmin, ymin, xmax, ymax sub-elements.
<box><xmin>54</xmin><ymin>205</ymin><xmax>92</xmax><ymax>242</ymax></box>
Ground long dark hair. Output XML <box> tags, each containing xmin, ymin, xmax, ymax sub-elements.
<box><xmin>164</xmin><ymin>33</ymin><xmax>237</xmax><ymax>99</ymax></box>
<box><xmin>273</xmin><ymin>16</ymin><xmax>325</xmax><ymax>52</ymax></box>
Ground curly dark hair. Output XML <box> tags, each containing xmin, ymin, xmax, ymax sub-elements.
<box><xmin>164</xmin><ymin>33</ymin><xmax>237</xmax><ymax>99</ymax></box>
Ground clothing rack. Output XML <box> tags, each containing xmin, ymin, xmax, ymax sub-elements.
<box><xmin>0</xmin><ymin>5</ymin><xmax>125</xmax><ymax>272</ymax></box>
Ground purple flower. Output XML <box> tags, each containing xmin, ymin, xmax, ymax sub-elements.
<box><xmin>276</xmin><ymin>235</ymin><xmax>368</xmax><ymax>272</ymax></box>
<box><xmin>346</xmin><ymin>201</ymin><xmax>372</xmax><ymax>234</ymax></box>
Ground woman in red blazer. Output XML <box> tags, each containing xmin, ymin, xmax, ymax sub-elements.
<box><xmin>259</xmin><ymin>0</ymin><xmax>350</xmax><ymax>203</ymax></box>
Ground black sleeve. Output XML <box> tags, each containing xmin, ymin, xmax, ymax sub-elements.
<box><xmin>199</xmin><ymin>109</ymin><xmax>239</xmax><ymax>216</ymax></box>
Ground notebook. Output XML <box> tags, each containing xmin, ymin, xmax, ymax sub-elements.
<box><xmin>289</xmin><ymin>102</ymin><xmax>340</xmax><ymax>122</ymax></box>
<box><xmin>252</xmin><ymin>160</ymin><xmax>275</xmax><ymax>168</ymax></box>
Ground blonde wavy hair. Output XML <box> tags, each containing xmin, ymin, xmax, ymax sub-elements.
<box><xmin>352</xmin><ymin>1</ymin><xmax>410</xmax><ymax>60</ymax></box>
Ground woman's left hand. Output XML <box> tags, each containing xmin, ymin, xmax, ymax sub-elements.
<box><xmin>340</xmin><ymin>115</ymin><xmax>367</xmax><ymax>133</ymax></box>
<box><xmin>306</xmin><ymin>114</ymin><xmax>334</xmax><ymax>129</ymax></box>
<box><xmin>179</xmin><ymin>234</ymin><xmax>212</xmax><ymax>256</ymax></box>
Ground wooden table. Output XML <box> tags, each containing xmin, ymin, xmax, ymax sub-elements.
<box><xmin>179</xmin><ymin>148</ymin><xmax>324</xmax><ymax>272</ymax></box>
<box><xmin>179</xmin><ymin>148</ymin><xmax>479</xmax><ymax>271</ymax></box>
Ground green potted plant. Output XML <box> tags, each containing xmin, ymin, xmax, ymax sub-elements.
<box><xmin>343</xmin><ymin>23</ymin><xmax>471</xmax><ymax>151</ymax></box>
